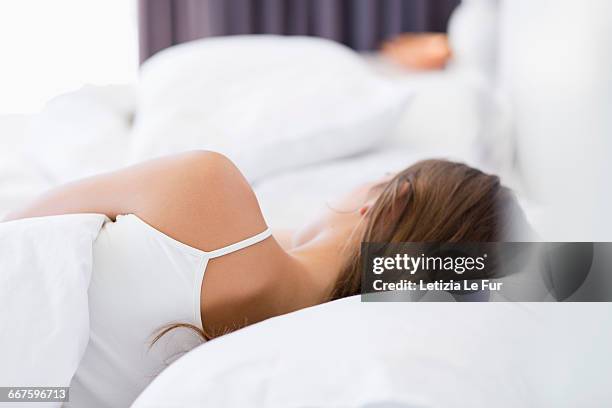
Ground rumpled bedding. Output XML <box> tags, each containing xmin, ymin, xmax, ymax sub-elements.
<box><xmin>0</xmin><ymin>55</ymin><xmax>528</xmax><ymax>405</ymax></box>
<box><xmin>0</xmin><ymin>214</ymin><xmax>107</xmax><ymax>405</ymax></box>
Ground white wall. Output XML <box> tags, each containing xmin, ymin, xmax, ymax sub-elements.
<box><xmin>0</xmin><ymin>0</ymin><xmax>138</xmax><ymax>114</ymax></box>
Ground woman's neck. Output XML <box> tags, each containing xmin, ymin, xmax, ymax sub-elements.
<box><xmin>273</xmin><ymin>224</ymin><xmax>358</xmax><ymax>312</ymax></box>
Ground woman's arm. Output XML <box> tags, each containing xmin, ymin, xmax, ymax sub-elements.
<box><xmin>4</xmin><ymin>151</ymin><xmax>214</xmax><ymax>222</ymax></box>
<box><xmin>3</xmin><ymin>151</ymin><xmax>268</xmax><ymax>251</ymax></box>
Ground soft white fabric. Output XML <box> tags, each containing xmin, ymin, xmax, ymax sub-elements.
<box><xmin>132</xmin><ymin>297</ymin><xmax>612</xmax><ymax>407</ymax></box>
<box><xmin>0</xmin><ymin>114</ymin><xmax>50</xmax><ymax>218</ymax></box>
<box><xmin>0</xmin><ymin>214</ymin><xmax>106</xmax><ymax>404</ymax></box>
<box><xmin>361</xmin><ymin>54</ymin><xmax>516</xmax><ymax>179</ymax></box>
<box><xmin>0</xmin><ymin>86</ymin><xmax>135</xmax><ymax>218</ymax></box>
<box><xmin>386</xmin><ymin>74</ymin><xmax>484</xmax><ymax>160</ymax></box>
<box><xmin>69</xmin><ymin>214</ymin><xmax>271</xmax><ymax>408</ymax></box>
<box><xmin>129</xmin><ymin>36</ymin><xmax>410</xmax><ymax>182</ymax></box>
<box><xmin>22</xmin><ymin>84</ymin><xmax>136</xmax><ymax>184</ymax></box>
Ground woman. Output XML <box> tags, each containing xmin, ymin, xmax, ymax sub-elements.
<box><xmin>5</xmin><ymin>151</ymin><xmax>527</xmax><ymax>407</ymax></box>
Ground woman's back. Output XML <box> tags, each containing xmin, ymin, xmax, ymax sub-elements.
<box><xmin>69</xmin><ymin>213</ymin><xmax>273</xmax><ymax>407</ymax></box>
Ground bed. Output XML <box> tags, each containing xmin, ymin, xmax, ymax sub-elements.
<box><xmin>2</xmin><ymin>1</ymin><xmax>611</xmax><ymax>407</ymax></box>
<box><xmin>0</xmin><ymin>40</ymin><xmax>585</xmax><ymax>408</ymax></box>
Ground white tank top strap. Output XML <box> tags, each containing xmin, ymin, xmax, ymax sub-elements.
<box><xmin>206</xmin><ymin>228</ymin><xmax>272</xmax><ymax>259</ymax></box>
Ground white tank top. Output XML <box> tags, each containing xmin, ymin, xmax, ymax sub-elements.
<box><xmin>68</xmin><ymin>214</ymin><xmax>271</xmax><ymax>408</ymax></box>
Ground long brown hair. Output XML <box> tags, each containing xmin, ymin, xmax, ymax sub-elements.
<box><xmin>328</xmin><ymin>159</ymin><xmax>530</xmax><ymax>300</ymax></box>
<box><xmin>152</xmin><ymin>159</ymin><xmax>529</xmax><ymax>345</ymax></box>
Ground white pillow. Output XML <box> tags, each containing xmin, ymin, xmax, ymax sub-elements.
<box><xmin>133</xmin><ymin>297</ymin><xmax>546</xmax><ymax>407</ymax></box>
<box><xmin>23</xmin><ymin>85</ymin><xmax>136</xmax><ymax>184</ymax></box>
<box><xmin>130</xmin><ymin>35</ymin><xmax>410</xmax><ymax>182</ymax></box>
<box><xmin>0</xmin><ymin>114</ymin><xmax>50</xmax><ymax>218</ymax></box>
<box><xmin>0</xmin><ymin>214</ymin><xmax>106</xmax><ymax>396</ymax></box>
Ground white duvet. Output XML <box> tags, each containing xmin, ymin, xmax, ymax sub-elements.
<box><xmin>0</xmin><ymin>214</ymin><xmax>106</xmax><ymax>404</ymax></box>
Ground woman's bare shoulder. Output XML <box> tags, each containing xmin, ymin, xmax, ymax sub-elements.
<box><xmin>135</xmin><ymin>150</ymin><xmax>268</xmax><ymax>252</ymax></box>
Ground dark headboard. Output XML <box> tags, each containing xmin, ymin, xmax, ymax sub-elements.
<box><xmin>139</xmin><ymin>0</ymin><xmax>460</xmax><ymax>63</ymax></box>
